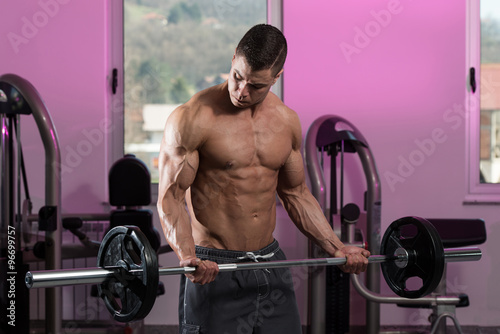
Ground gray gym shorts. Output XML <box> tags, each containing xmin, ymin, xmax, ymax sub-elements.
<box><xmin>178</xmin><ymin>240</ymin><xmax>302</xmax><ymax>334</ymax></box>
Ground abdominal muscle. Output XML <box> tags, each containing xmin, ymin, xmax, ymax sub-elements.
<box><xmin>187</xmin><ymin>166</ymin><xmax>279</xmax><ymax>252</ymax></box>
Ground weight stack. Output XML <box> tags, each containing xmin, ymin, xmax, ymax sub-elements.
<box><xmin>325</xmin><ymin>266</ymin><xmax>350</xmax><ymax>334</ymax></box>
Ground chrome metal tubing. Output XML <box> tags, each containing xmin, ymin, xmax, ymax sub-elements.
<box><xmin>304</xmin><ymin>115</ymin><xmax>337</xmax><ymax>334</ymax></box>
<box><xmin>24</xmin><ymin>247</ymin><xmax>481</xmax><ymax>290</ymax></box>
<box><xmin>304</xmin><ymin>115</ymin><xmax>383</xmax><ymax>334</ymax></box>
<box><xmin>443</xmin><ymin>247</ymin><xmax>482</xmax><ymax>262</ymax></box>
<box><xmin>356</xmin><ymin>143</ymin><xmax>382</xmax><ymax>334</ymax></box>
<box><xmin>25</xmin><ymin>267</ymin><xmax>117</xmax><ymax>289</ymax></box>
<box><xmin>351</xmin><ymin>247</ymin><xmax>482</xmax><ymax>306</ymax></box>
<box><xmin>215</xmin><ymin>255</ymin><xmax>389</xmax><ymax>272</ymax></box>
<box><xmin>27</xmin><ymin>255</ymin><xmax>389</xmax><ymax>289</ymax></box>
<box><xmin>351</xmin><ymin>274</ymin><xmax>463</xmax><ymax>305</ymax></box>
<box><xmin>0</xmin><ymin>114</ymin><xmax>11</xmax><ymax>252</ymax></box>
<box><xmin>0</xmin><ymin>73</ymin><xmax>62</xmax><ymax>334</ymax></box>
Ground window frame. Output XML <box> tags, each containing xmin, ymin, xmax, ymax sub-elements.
<box><xmin>110</xmin><ymin>0</ymin><xmax>125</xmax><ymax>172</ymax></box>
<box><xmin>115</xmin><ymin>1</ymin><xmax>283</xmax><ymax>201</ymax></box>
<box><xmin>465</xmin><ymin>0</ymin><xmax>500</xmax><ymax>203</ymax></box>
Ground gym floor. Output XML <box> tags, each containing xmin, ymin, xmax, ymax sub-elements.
<box><xmin>141</xmin><ymin>325</ymin><xmax>500</xmax><ymax>334</ymax></box>
<box><xmin>369</xmin><ymin>326</ymin><xmax>500</xmax><ymax>334</ymax></box>
<box><xmin>29</xmin><ymin>322</ymin><xmax>500</xmax><ymax>333</ymax></box>
<box><xmin>135</xmin><ymin>325</ymin><xmax>500</xmax><ymax>334</ymax></box>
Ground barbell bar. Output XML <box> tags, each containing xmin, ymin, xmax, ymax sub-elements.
<box><xmin>25</xmin><ymin>247</ymin><xmax>481</xmax><ymax>289</ymax></box>
<box><xmin>24</xmin><ymin>216</ymin><xmax>483</xmax><ymax>323</ymax></box>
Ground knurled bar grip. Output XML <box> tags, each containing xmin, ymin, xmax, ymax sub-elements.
<box><xmin>25</xmin><ymin>247</ymin><xmax>482</xmax><ymax>289</ymax></box>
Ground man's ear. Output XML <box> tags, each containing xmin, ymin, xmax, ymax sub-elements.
<box><xmin>272</xmin><ymin>69</ymin><xmax>284</xmax><ymax>85</ymax></box>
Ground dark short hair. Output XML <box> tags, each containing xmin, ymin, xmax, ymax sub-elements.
<box><xmin>235</xmin><ymin>24</ymin><xmax>287</xmax><ymax>76</ymax></box>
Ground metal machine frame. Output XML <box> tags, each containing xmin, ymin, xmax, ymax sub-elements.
<box><xmin>304</xmin><ymin>114</ymin><xmax>382</xmax><ymax>334</ymax></box>
<box><xmin>0</xmin><ymin>74</ymin><xmax>62</xmax><ymax>334</ymax></box>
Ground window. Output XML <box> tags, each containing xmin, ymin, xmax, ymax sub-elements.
<box><xmin>466</xmin><ymin>0</ymin><xmax>500</xmax><ymax>201</ymax></box>
<box><xmin>479</xmin><ymin>1</ymin><xmax>500</xmax><ymax>183</ymax></box>
<box><xmin>123</xmin><ymin>0</ymin><xmax>271</xmax><ymax>183</ymax></box>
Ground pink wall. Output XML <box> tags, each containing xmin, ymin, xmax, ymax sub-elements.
<box><xmin>284</xmin><ymin>0</ymin><xmax>498</xmax><ymax>327</ymax></box>
<box><xmin>0</xmin><ymin>0</ymin><xmax>123</xmax><ymax>324</ymax></box>
<box><xmin>284</xmin><ymin>0</ymin><xmax>465</xmax><ymax>134</ymax></box>
<box><xmin>0</xmin><ymin>0</ymin><xmax>117</xmax><ymax>214</ymax></box>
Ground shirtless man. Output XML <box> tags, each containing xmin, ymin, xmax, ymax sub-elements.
<box><xmin>157</xmin><ymin>24</ymin><xmax>370</xmax><ymax>334</ymax></box>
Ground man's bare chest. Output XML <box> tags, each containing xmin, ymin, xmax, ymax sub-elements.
<box><xmin>200</xmin><ymin>117</ymin><xmax>292</xmax><ymax>171</ymax></box>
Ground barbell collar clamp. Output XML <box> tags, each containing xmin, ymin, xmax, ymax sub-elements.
<box><xmin>394</xmin><ymin>248</ymin><xmax>409</xmax><ymax>269</ymax></box>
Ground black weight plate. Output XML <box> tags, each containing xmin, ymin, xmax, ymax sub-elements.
<box><xmin>380</xmin><ymin>216</ymin><xmax>445</xmax><ymax>298</ymax></box>
<box><xmin>97</xmin><ymin>226</ymin><xmax>159</xmax><ymax>322</ymax></box>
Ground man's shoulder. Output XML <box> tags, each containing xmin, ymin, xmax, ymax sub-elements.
<box><xmin>169</xmin><ymin>104</ymin><xmax>212</xmax><ymax>133</ymax></box>
<box><xmin>170</xmin><ymin>91</ymin><xmax>207</xmax><ymax>116</ymax></box>
<box><xmin>266</xmin><ymin>92</ymin><xmax>299</xmax><ymax>123</ymax></box>
<box><xmin>265</xmin><ymin>92</ymin><xmax>302</xmax><ymax>147</ymax></box>
<box><xmin>166</xmin><ymin>86</ymin><xmax>224</xmax><ymax>143</ymax></box>
<box><xmin>177</xmin><ymin>85</ymin><xmax>224</xmax><ymax>117</ymax></box>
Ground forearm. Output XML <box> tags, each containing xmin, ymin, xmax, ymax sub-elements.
<box><xmin>279</xmin><ymin>185</ymin><xmax>345</xmax><ymax>255</ymax></box>
<box><xmin>157</xmin><ymin>195</ymin><xmax>196</xmax><ymax>261</ymax></box>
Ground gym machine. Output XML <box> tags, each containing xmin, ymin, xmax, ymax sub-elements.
<box><xmin>304</xmin><ymin>115</ymin><xmax>486</xmax><ymax>334</ymax></box>
<box><xmin>1</xmin><ymin>74</ymin><xmax>171</xmax><ymax>333</ymax></box>
<box><xmin>304</xmin><ymin>115</ymin><xmax>381</xmax><ymax>334</ymax></box>
<box><xmin>0</xmin><ymin>73</ymin><xmax>62</xmax><ymax>334</ymax></box>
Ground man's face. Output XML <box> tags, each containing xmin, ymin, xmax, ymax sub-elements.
<box><xmin>227</xmin><ymin>54</ymin><xmax>282</xmax><ymax>108</ymax></box>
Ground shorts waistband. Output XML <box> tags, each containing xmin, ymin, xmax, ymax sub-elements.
<box><xmin>195</xmin><ymin>239</ymin><xmax>280</xmax><ymax>262</ymax></box>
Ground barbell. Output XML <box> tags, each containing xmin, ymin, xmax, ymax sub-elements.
<box><xmin>25</xmin><ymin>216</ymin><xmax>482</xmax><ymax>323</ymax></box>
